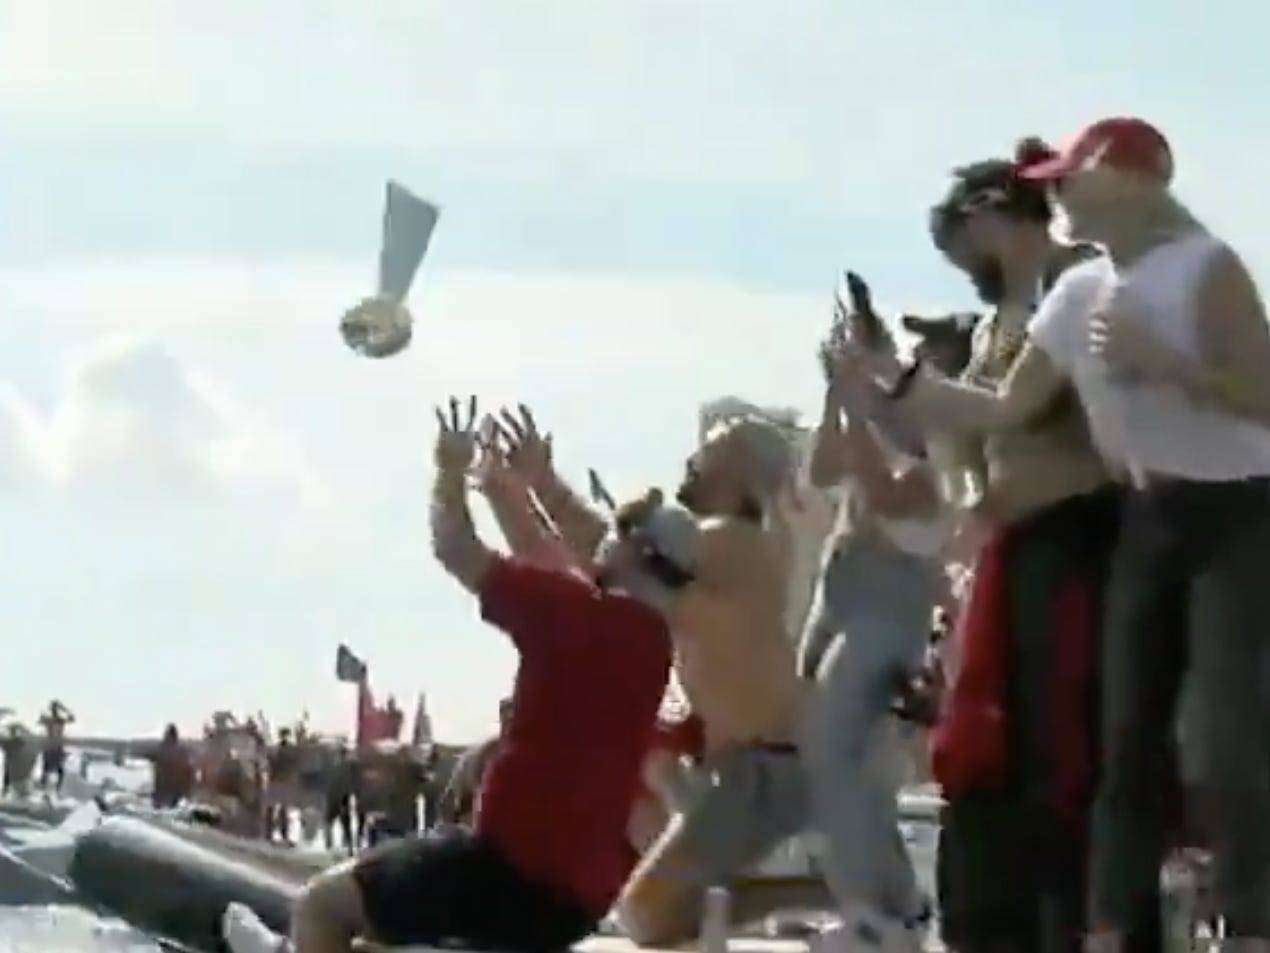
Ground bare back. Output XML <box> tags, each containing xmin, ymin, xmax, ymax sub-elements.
<box><xmin>670</xmin><ymin>517</ymin><xmax>800</xmax><ymax>752</ymax></box>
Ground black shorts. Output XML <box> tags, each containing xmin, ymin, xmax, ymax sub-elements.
<box><xmin>353</xmin><ymin>829</ymin><xmax>597</xmax><ymax>951</ymax></box>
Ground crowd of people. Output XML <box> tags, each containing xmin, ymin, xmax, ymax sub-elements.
<box><xmin>0</xmin><ymin>700</ymin><xmax>76</xmax><ymax>797</ymax></box>
<box><xmin>0</xmin><ymin>701</ymin><xmax>476</xmax><ymax>862</ymax></box>
<box><xmin>156</xmin><ymin>711</ymin><xmax>461</xmax><ymax>852</ymax></box>
<box><xmin>79</xmin><ymin>115</ymin><xmax>1270</xmax><ymax>953</ymax></box>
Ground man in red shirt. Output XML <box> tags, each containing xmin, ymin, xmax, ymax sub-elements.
<box><xmin>225</xmin><ymin>396</ymin><xmax>694</xmax><ymax>953</ymax></box>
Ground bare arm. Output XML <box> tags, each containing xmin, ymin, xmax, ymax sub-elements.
<box><xmin>809</xmin><ymin>386</ymin><xmax>850</xmax><ymax>490</ymax></box>
<box><xmin>529</xmin><ymin>467</ymin><xmax>608</xmax><ymax>562</ymax></box>
<box><xmin>1186</xmin><ymin>246</ymin><xmax>1270</xmax><ymax>425</ymax></box>
<box><xmin>898</xmin><ymin>342</ymin><xmax>1067</xmax><ymax>435</ymax></box>
<box><xmin>431</xmin><ymin>399</ymin><xmax>496</xmax><ymax>595</ymax></box>
<box><xmin>498</xmin><ymin>405</ymin><xmax>608</xmax><ymax>562</ymax></box>
<box><xmin>477</xmin><ymin>460</ymin><xmax>555</xmax><ymax>559</ymax></box>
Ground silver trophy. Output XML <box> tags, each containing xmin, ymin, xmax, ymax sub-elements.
<box><xmin>340</xmin><ymin>181</ymin><xmax>440</xmax><ymax>358</ymax></box>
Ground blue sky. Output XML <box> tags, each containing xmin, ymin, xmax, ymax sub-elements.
<box><xmin>3</xmin><ymin>1</ymin><xmax>1269</xmax><ymax>741</ymax></box>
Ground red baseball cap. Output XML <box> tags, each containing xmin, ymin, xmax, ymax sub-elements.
<box><xmin>1017</xmin><ymin>117</ymin><xmax>1173</xmax><ymax>183</ymax></box>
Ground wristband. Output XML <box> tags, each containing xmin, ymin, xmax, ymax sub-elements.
<box><xmin>886</xmin><ymin>358</ymin><xmax>923</xmax><ymax>400</ymax></box>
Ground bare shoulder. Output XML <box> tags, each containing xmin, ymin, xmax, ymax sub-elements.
<box><xmin>694</xmin><ymin>516</ymin><xmax>783</xmax><ymax>585</ymax></box>
<box><xmin>696</xmin><ymin>515</ymin><xmax>774</xmax><ymax>549</ymax></box>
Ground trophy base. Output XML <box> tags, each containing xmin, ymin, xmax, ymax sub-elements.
<box><xmin>340</xmin><ymin>297</ymin><xmax>413</xmax><ymax>359</ymax></box>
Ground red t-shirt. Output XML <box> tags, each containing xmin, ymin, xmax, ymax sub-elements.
<box><xmin>475</xmin><ymin>557</ymin><xmax>672</xmax><ymax>916</ymax></box>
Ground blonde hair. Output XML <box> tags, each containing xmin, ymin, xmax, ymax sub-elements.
<box><xmin>705</xmin><ymin>415</ymin><xmax>797</xmax><ymax>508</ymax></box>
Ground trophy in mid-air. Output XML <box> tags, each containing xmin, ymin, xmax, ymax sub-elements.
<box><xmin>340</xmin><ymin>181</ymin><xmax>440</xmax><ymax>358</ymax></box>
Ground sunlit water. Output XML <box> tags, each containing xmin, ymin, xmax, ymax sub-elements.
<box><xmin>0</xmin><ymin>748</ymin><xmax>950</xmax><ymax>950</ymax></box>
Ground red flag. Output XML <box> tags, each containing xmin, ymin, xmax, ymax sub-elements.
<box><xmin>357</xmin><ymin>682</ymin><xmax>403</xmax><ymax>747</ymax></box>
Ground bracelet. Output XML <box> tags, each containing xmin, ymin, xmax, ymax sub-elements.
<box><xmin>886</xmin><ymin>358</ymin><xmax>923</xmax><ymax>400</ymax></box>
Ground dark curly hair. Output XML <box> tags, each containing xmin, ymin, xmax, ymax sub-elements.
<box><xmin>929</xmin><ymin>137</ymin><xmax>1056</xmax><ymax>251</ymax></box>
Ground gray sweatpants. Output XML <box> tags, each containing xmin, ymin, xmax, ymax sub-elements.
<box><xmin>675</xmin><ymin>746</ymin><xmax>810</xmax><ymax>885</ymax></box>
<box><xmin>802</xmin><ymin>530</ymin><xmax>937</xmax><ymax>920</ymax></box>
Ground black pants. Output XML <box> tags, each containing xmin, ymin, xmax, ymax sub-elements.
<box><xmin>41</xmin><ymin>747</ymin><xmax>66</xmax><ymax>792</ymax></box>
<box><xmin>353</xmin><ymin>829</ymin><xmax>597</xmax><ymax>951</ymax></box>
<box><xmin>937</xmin><ymin>490</ymin><xmax>1164</xmax><ymax>953</ymax></box>
<box><xmin>1091</xmin><ymin>477</ymin><xmax>1270</xmax><ymax>938</ymax></box>
<box><xmin>325</xmin><ymin>799</ymin><xmax>354</xmax><ymax>851</ymax></box>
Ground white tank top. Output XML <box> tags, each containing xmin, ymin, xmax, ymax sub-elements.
<box><xmin>1035</xmin><ymin>233</ymin><xmax>1270</xmax><ymax>482</ymax></box>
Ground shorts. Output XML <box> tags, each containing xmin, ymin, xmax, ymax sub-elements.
<box><xmin>267</xmin><ymin>779</ymin><xmax>299</xmax><ymax>806</ymax></box>
<box><xmin>354</xmin><ymin>829</ymin><xmax>597</xmax><ymax>951</ymax></box>
<box><xmin>676</xmin><ymin>746</ymin><xmax>809</xmax><ymax>883</ymax></box>
<box><xmin>42</xmin><ymin>747</ymin><xmax>66</xmax><ymax>774</ymax></box>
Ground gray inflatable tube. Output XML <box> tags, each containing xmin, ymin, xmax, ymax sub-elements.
<box><xmin>70</xmin><ymin>816</ymin><xmax>298</xmax><ymax>952</ymax></box>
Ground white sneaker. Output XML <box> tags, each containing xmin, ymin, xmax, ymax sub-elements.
<box><xmin>222</xmin><ymin>902</ymin><xmax>289</xmax><ymax>953</ymax></box>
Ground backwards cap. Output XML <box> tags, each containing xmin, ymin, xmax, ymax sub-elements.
<box><xmin>1016</xmin><ymin>117</ymin><xmax>1173</xmax><ymax>183</ymax></box>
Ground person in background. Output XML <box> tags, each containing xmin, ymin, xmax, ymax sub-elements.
<box><xmin>148</xmin><ymin>723</ymin><xmax>194</xmax><ymax>809</ymax></box>
<box><xmin>418</xmin><ymin>748</ymin><xmax>444</xmax><ymax>833</ymax></box>
<box><xmin>38</xmin><ymin>700</ymin><xmax>75</xmax><ymax>794</ymax></box>
<box><xmin>225</xmin><ymin>396</ymin><xmax>689</xmax><ymax>953</ymax></box>
<box><xmin>2</xmin><ymin>723</ymin><xmax>35</xmax><ymax>798</ymax></box>
<box><xmin>266</xmin><ymin>727</ymin><xmax>300</xmax><ymax>845</ymax></box>
<box><xmin>324</xmin><ymin>743</ymin><xmax>360</xmax><ymax>854</ymax></box>
<box><xmin>381</xmin><ymin>746</ymin><xmax>425</xmax><ymax>840</ymax></box>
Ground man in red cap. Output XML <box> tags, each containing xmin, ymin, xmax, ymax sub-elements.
<box><xmin>1017</xmin><ymin>116</ymin><xmax>1174</xmax><ymax>184</ymax></box>
<box><xmin>843</xmin><ymin>116</ymin><xmax>1270</xmax><ymax>951</ymax></box>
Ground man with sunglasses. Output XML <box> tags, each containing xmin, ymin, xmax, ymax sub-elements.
<box><xmin>846</xmin><ymin>117</ymin><xmax>1270</xmax><ymax>951</ymax></box>
<box><xmin>837</xmin><ymin>140</ymin><xmax>1130</xmax><ymax>953</ymax></box>
<box><xmin>224</xmin><ymin>396</ymin><xmax>695</xmax><ymax>953</ymax></box>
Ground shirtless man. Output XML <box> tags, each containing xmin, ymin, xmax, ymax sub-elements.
<box><xmin>495</xmin><ymin>406</ymin><xmax>805</xmax><ymax>943</ymax></box>
<box><xmin>38</xmin><ymin>700</ymin><xmax>74</xmax><ymax>794</ymax></box>
<box><xmin>266</xmin><ymin>728</ymin><xmax>300</xmax><ymax>845</ymax></box>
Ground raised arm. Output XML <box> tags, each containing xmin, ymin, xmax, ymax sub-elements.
<box><xmin>476</xmin><ymin>442</ymin><xmax>583</xmax><ymax>574</ymax></box>
<box><xmin>814</xmin><ymin>353</ymin><xmax>940</xmax><ymax>517</ymax></box>
<box><xmin>809</xmin><ymin>384</ymin><xmax>851</xmax><ymax>490</ymax></box>
<box><xmin>843</xmin><ymin>338</ymin><xmax>1066</xmax><ymax>437</ymax></box>
<box><xmin>472</xmin><ymin>428</ymin><xmax>558</xmax><ymax>556</ymax></box>
<box><xmin>498</xmin><ymin>405</ymin><xmax>608</xmax><ymax>562</ymax></box>
<box><xmin>431</xmin><ymin>396</ymin><xmax>496</xmax><ymax>595</ymax></box>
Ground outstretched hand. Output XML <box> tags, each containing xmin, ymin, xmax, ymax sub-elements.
<box><xmin>434</xmin><ymin>395</ymin><xmax>479</xmax><ymax>472</ymax></box>
<box><xmin>470</xmin><ymin>415</ymin><xmax>513</xmax><ymax>489</ymax></box>
<box><xmin>496</xmin><ymin>404</ymin><xmax>554</xmax><ymax>482</ymax></box>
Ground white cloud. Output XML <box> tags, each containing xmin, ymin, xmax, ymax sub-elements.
<box><xmin>0</xmin><ymin>335</ymin><xmax>330</xmax><ymax>505</ymax></box>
